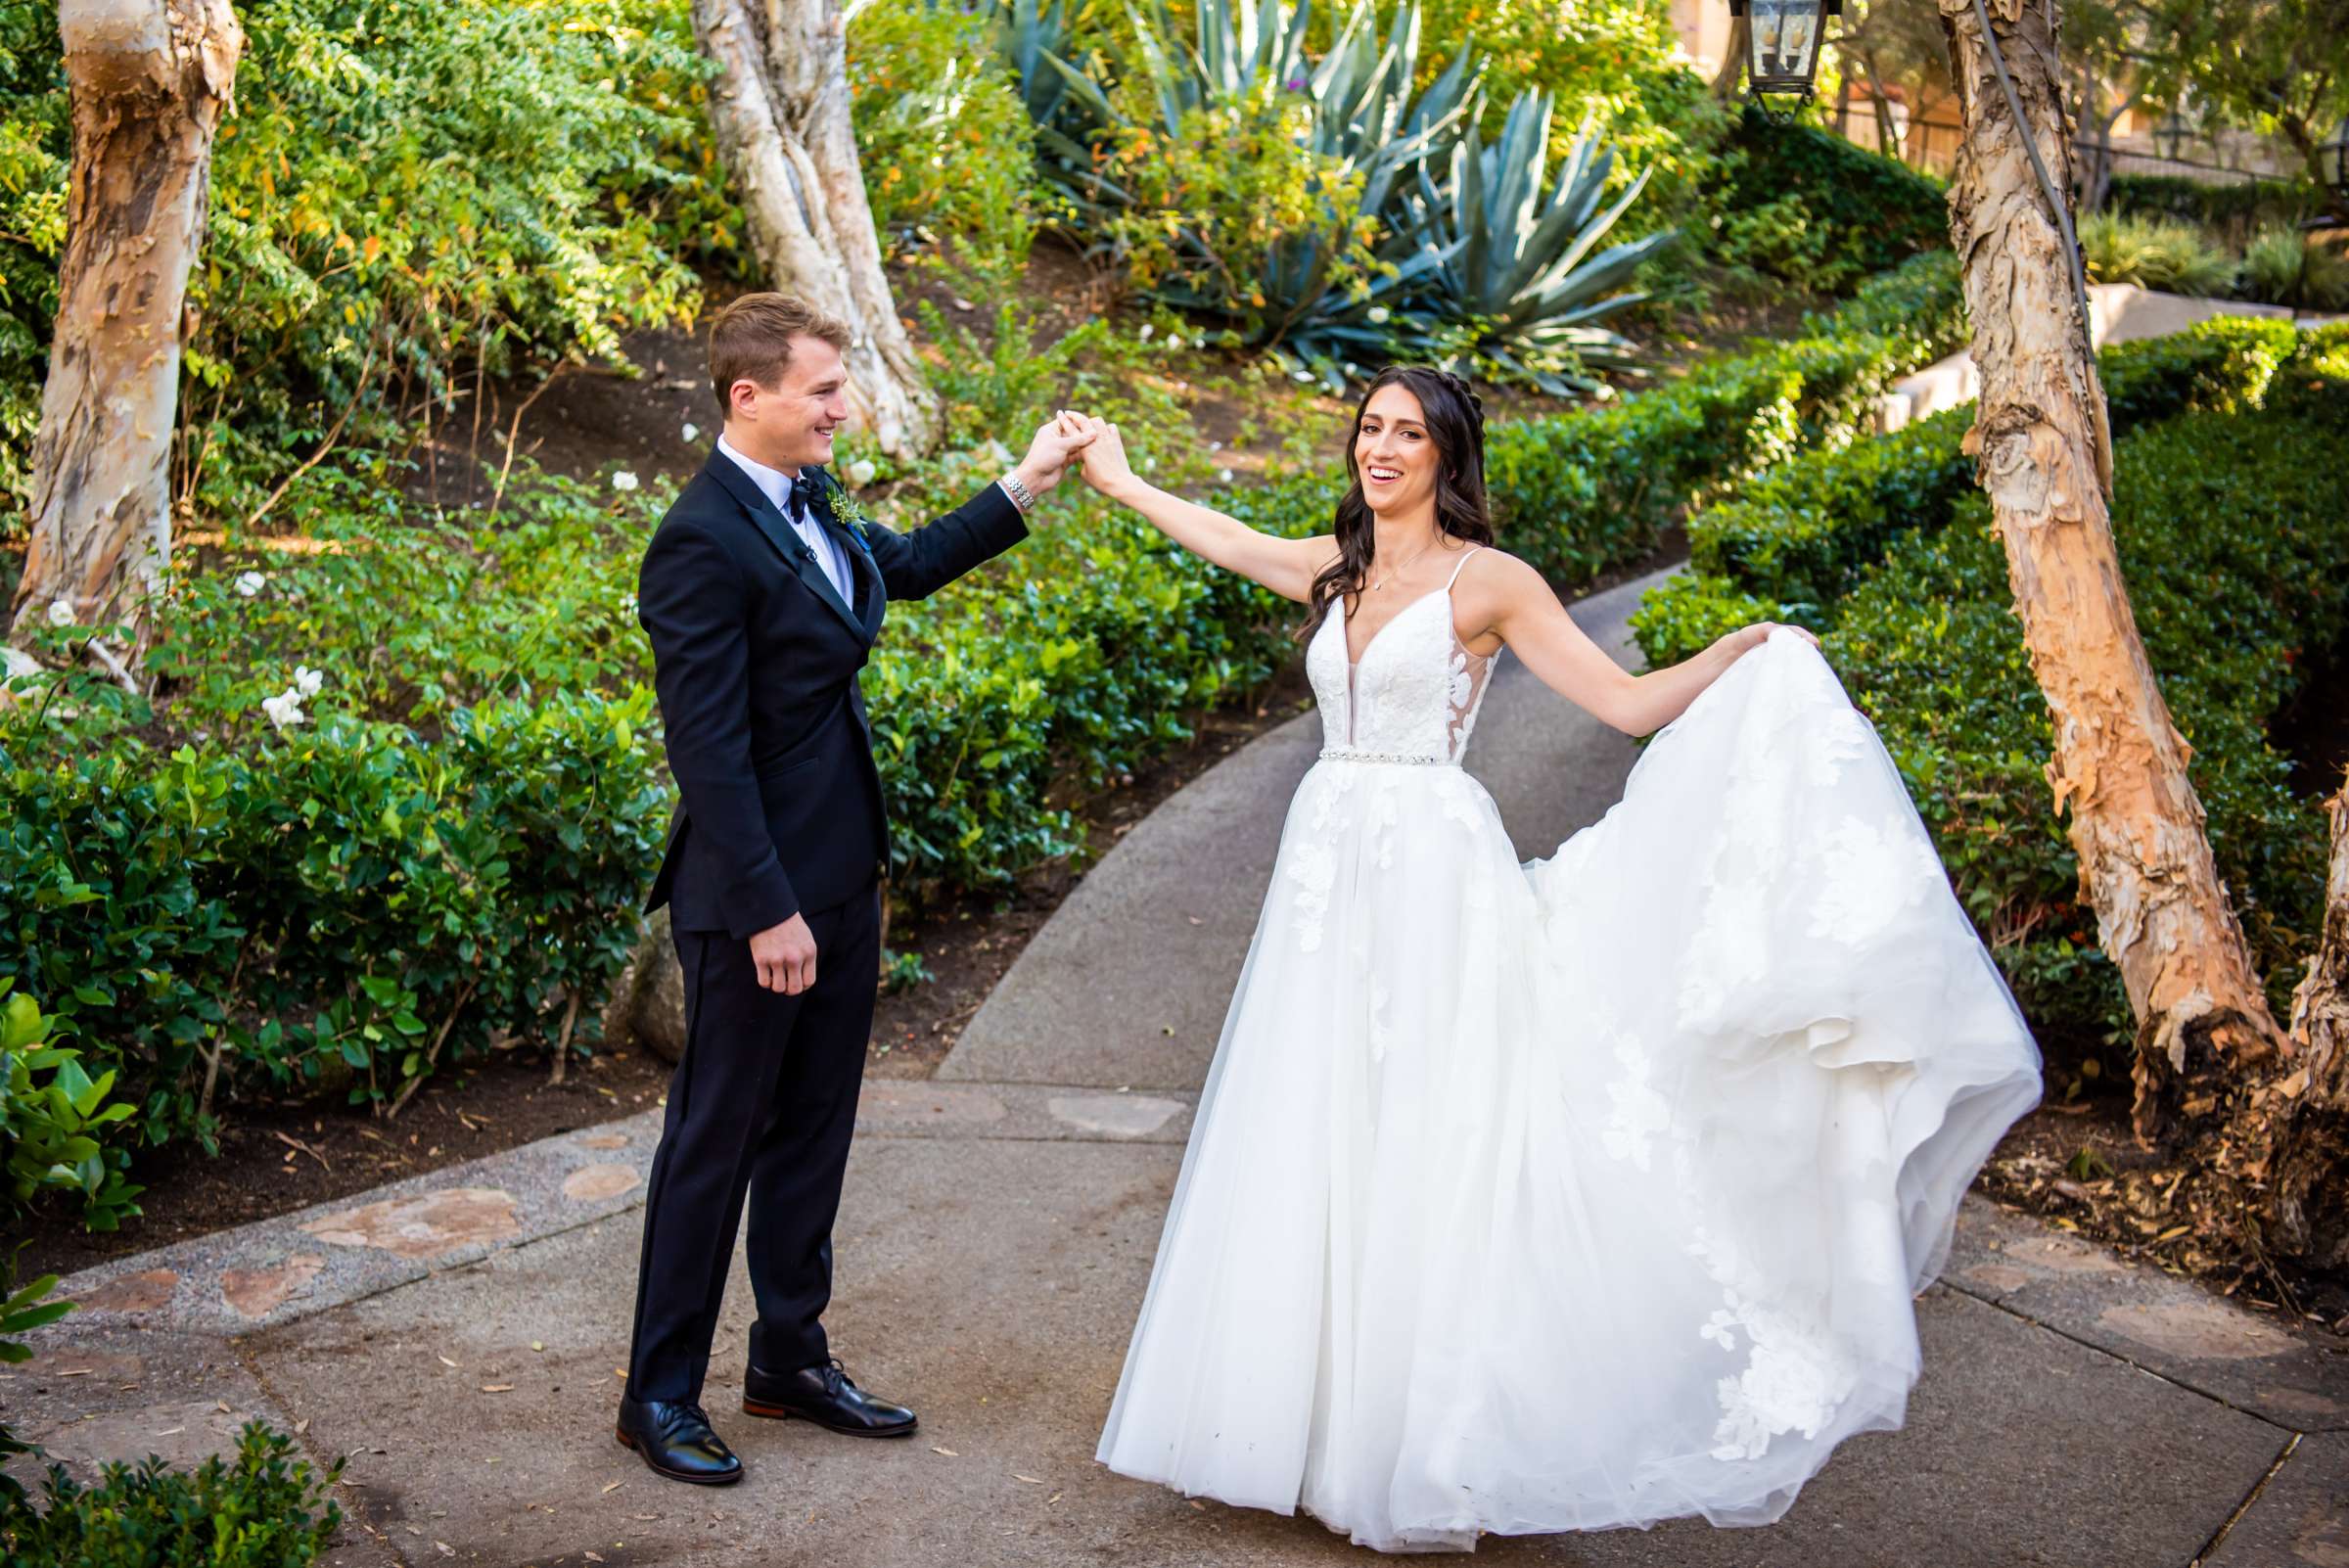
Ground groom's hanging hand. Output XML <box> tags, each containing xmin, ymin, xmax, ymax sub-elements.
<box><xmin>753</xmin><ymin>912</ymin><xmax>819</xmax><ymax>995</ymax></box>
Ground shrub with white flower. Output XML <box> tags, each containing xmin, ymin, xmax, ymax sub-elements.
<box><xmin>44</xmin><ymin>599</ymin><xmax>74</xmax><ymax>627</ymax></box>
<box><xmin>234</xmin><ymin>571</ymin><xmax>268</xmax><ymax>598</ymax></box>
<box><xmin>612</xmin><ymin>470</ymin><xmax>640</xmax><ymax>492</ymax></box>
<box><xmin>260</xmin><ymin>690</ymin><xmax>307</xmax><ymax>729</ymax></box>
<box><xmin>846</xmin><ymin>458</ymin><xmax>877</xmax><ymax>488</ymax></box>
<box><xmin>681</xmin><ymin>423</ymin><xmax>700</xmax><ymax>443</ymax></box>
<box><xmin>293</xmin><ymin>665</ymin><xmax>324</xmax><ymax>698</ymax></box>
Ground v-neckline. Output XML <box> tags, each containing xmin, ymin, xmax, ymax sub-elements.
<box><xmin>1344</xmin><ymin>583</ymin><xmax>1451</xmax><ymax>668</ymax></box>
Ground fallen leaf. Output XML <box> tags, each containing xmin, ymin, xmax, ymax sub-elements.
<box><xmin>602</xmin><ymin>1480</ymin><xmax>624</xmax><ymax>1495</ymax></box>
<box><xmin>435</xmin><ymin>1544</ymin><xmax>454</xmax><ymax>1557</ymax></box>
<box><xmin>1014</xmin><ymin>1473</ymin><xmax>1044</xmax><ymax>1484</ymax></box>
<box><xmin>438</xmin><ymin>1355</ymin><xmax>459</xmax><ymax>1369</ymax></box>
<box><xmin>295</xmin><ymin>1418</ymin><xmax>309</xmax><ymax>1435</ymax></box>
<box><xmin>481</xmin><ymin>1383</ymin><xmax>515</xmax><ymax>1393</ymax></box>
<box><xmin>59</xmin><ymin>1368</ymin><xmax>90</xmax><ymax>1377</ymax></box>
<box><xmin>530</xmin><ymin>1341</ymin><xmax>545</xmax><ymax>1353</ymax></box>
<box><xmin>585</xmin><ymin>1553</ymin><xmax>605</xmax><ymax>1563</ymax></box>
<box><xmin>932</xmin><ymin>1447</ymin><xmax>959</xmax><ymax>1456</ymax></box>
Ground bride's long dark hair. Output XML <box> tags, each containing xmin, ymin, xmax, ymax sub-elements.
<box><xmin>1299</xmin><ymin>365</ymin><xmax>1496</xmax><ymax>645</ymax></box>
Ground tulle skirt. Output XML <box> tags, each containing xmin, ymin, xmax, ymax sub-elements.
<box><xmin>1094</xmin><ymin>632</ymin><xmax>2044</xmax><ymax>1552</ymax></box>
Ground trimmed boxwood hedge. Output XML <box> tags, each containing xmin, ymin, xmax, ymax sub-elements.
<box><xmin>1635</xmin><ymin>315</ymin><xmax>2313</xmax><ymax>668</ymax></box>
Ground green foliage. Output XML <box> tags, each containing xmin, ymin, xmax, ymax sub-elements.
<box><xmin>0</xmin><ymin>1258</ymin><xmax>73</xmax><ymax>1500</ymax></box>
<box><xmin>1484</xmin><ymin>251</ymin><xmax>1966</xmax><ymax>583</ymax></box>
<box><xmin>2237</xmin><ymin>227</ymin><xmax>2349</xmax><ymax>311</ymax></box>
<box><xmin>2079</xmin><ymin>209</ymin><xmax>2237</xmax><ymax>296</ymax></box>
<box><xmin>1642</xmin><ymin>315</ymin><xmax>2309</xmax><ymax>669</ymax></box>
<box><xmin>1711</xmin><ymin>108</ymin><xmax>1950</xmax><ymax>294</ymax></box>
<box><xmin>2106</xmin><ymin>172</ymin><xmax>2325</xmax><ymax>241</ymax></box>
<box><xmin>0</xmin><ymin>980</ymin><xmax>143</xmax><ymax>1230</ymax></box>
<box><xmin>1404</xmin><ymin>94</ymin><xmax>1678</xmax><ymax>392</ymax></box>
<box><xmin>0</xmin><ymin>1420</ymin><xmax>344</xmax><ymax>1564</ymax></box>
<box><xmin>1828</xmin><ymin>377</ymin><xmax>2349</xmax><ymax>1057</ymax></box>
<box><xmin>1</xmin><ymin>474</ymin><xmax>669</xmax><ymax>1150</ymax></box>
<box><xmin>0</xmin><ymin>0</ymin><xmax>720</xmax><ymax>522</ymax></box>
<box><xmin>850</xmin><ymin>0</ymin><xmax>1044</xmax><ymax>287</ymax></box>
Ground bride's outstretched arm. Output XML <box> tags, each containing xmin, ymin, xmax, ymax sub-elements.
<box><xmin>1058</xmin><ymin>414</ymin><xmax>1334</xmax><ymax>604</ymax></box>
<box><xmin>1458</xmin><ymin>552</ymin><xmax>1814</xmax><ymax>737</ymax></box>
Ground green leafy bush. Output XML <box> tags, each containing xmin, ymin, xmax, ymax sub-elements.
<box><xmin>0</xmin><ymin>1420</ymin><xmax>344</xmax><ymax>1564</ymax></box>
<box><xmin>1</xmin><ymin>0</ymin><xmax>718</xmax><ymax>522</ymax></box>
<box><xmin>1</xmin><ymin>980</ymin><xmax>143</xmax><ymax>1230</ymax></box>
<box><xmin>2106</xmin><ymin>172</ymin><xmax>2323</xmax><ymax>242</ymax></box>
<box><xmin>2079</xmin><ymin>209</ymin><xmax>2236</xmax><ymax>296</ymax></box>
<box><xmin>1828</xmin><ymin>374</ymin><xmax>2349</xmax><ymax>1057</ymax></box>
<box><xmin>1638</xmin><ymin>315</ymin><xmax>2309</xmax><ymax>668</ymax></box>
<box><xmin>2237</xmin><ymin>226</ymin><xmax>2349</xmax><ymax>311</ymax></box>
<box><xmin>1484</xmin><ymin>250</ymin><xmax>1967</xmax><ymax>583</ymax></box>
<box><xmin>1711</xmin><ymin>109</ymin><xmax>1950</xmax><ymax>293</ymax></box>
<box><xmin>850</xmin><ymin>0</ymin><xmax>1043</xmax><ymax>287</ymax></box>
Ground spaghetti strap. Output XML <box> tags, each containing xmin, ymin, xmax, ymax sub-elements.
<box><xmin>1444</xmin><ymin>544</ymin><xmax>1485</xmax><ymax>591</ymax></box>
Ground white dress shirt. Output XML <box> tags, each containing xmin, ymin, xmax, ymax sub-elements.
<box><xmin>717</xmin><ymin>433</ymin><xmax>854</xmax><ymax>606</ymax></box>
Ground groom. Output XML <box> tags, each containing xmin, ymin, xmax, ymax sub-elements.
<box><xmin>619</xmin><ymin>294</ymin><xmax>1093</xmax><ymax>1485</ymax></box>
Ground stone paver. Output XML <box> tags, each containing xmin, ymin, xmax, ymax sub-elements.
<box><xmin>17</xmin><ymin>563</ymin><xmax>2343</xmax><ymax>1566</ymax></box>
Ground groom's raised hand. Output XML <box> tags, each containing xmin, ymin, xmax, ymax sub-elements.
<box><xmin>1005</xmin><ymin>411</ymin><xmax>1096</xmax><ymax>515</ymax></box>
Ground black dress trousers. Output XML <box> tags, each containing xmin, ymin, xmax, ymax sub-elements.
<box><xmin>623</xmin><ymin>882</ymin><xmax>883</xmax><ymax>1403</ymax></box>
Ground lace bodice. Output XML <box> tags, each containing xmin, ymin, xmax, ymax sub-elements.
<box><xmin>1307</xmin><ymin>547</ymin><xmax>1497</xmax><ymax>764</ymax></box>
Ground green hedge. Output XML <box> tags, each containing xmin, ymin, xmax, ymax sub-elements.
<box><xmin>1715</xmin><ymin>108</ymin><xmax>1951</xmax><ymax>292</ymax></box>
<box><xmin>1635</xmin><ymin>315</ymin><xmax>2311</xmax><ymax>667</ymax></box>
<box><xmin>2</xmin><ymin>1421</ymin><xmax>343</xmax><ymax>1563</ymax></box>
<box><xmin>1483</xmin><ymin>251</ymin><xmax>1965</xmax><ymax>583</ymax></box>
<box><xmin>1831</xmin><ymin>361</ymin><xmax>2348</xmax><ymax>1055</ymax></box>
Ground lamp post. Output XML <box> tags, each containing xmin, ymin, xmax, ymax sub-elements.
<box><xmin>1729</xmin><ymin>0</ymin><xmax>1841</xmax><ymax>116</ymax></box>
<box><xmin>2152</xmin><ymin>109</ymin><xmax>2189</xmax><ymax>164</ymax></box>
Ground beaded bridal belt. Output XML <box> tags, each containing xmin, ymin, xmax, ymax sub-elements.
<box><xmin>1317</xmin><ymin>748</ymin><xmax>1459</xmax><ymax>767</ymax></box>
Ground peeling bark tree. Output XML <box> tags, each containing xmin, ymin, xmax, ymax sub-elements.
<box><xmin>1935</xmin><ymin>0</ymin><xmax>2288</xmax><ymax>1146</ymax></box>
<box><xmin>2262</xmin><ymin>778</ymin><xmax>2349</xmax><ymax>1272</ymax></box>
<box><xmin>692</xmin><ymin>0</ymin><xmax>939</xmax><ymax>459</ymax></box>
<box><xmin>11</xmin><ymin>0</ymin><xmax>244</xmax><ymax>663</ymax></box>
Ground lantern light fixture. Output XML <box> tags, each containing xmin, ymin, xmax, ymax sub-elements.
<box><xmin>2322</xmin><ymin>114</ymin><xmax>2349</xmax><ymax>214</ymax></box>
<box><xmin>1729</xmin><ymin>0</ymin><xmax>1843</xmax><ymax>114</ymax></box>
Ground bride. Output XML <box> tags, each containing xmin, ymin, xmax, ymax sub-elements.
<box><xmin>1057</xmin><ymin>369</ymin><xmax>2043</xmax><ymax>1553</ymax></box>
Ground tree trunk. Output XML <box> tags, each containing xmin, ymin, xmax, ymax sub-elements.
<box><xmin>10</xmin><ymin>0</ymin><xmax>244</xmax><ymax>661</ymax></box>
<box><xmin>1712</xmin><ymin>16</ymin><xmax>1748</xmax><ymax>100</ymax></box>
<box><xmin>2249</xmin><ymin>774</ymin><xmax>2349</xmax><ymax>1273</ymax></box>
<box><xmin>692</xmin><ymin>0</ymin><xmax>939</xmax><ymax>459</ymax></box>
<box><xmin>1936</xmin><ymin>0</ymin><xmax>2286</xmax><ymax>1147</ymax></box>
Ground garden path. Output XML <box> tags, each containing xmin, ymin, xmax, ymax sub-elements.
<box><xmin>13</xmin><ymin>566</ymin><xmax>2345</xmax><ymax>1566</ymax></box>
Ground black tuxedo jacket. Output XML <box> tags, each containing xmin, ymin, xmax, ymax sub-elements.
<box><xmin>637</xmin><ymin>451</ymin><xmax>1028</xmax><ymax>937</ymax></box>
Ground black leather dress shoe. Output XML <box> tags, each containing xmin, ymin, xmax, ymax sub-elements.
<box><xmin>742</xmin><ymin>1358</ymin><xmax>917</xmax><ymax>1437</ymax></box>
<box><xmin>615</xmin><ymin>1395</ymin><xmax>744</xmax><ymax>1484</ymax></box>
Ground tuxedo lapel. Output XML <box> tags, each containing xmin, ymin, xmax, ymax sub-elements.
<box><xmin>806</xmin><ymin>470</ymin><xmax>887</xmax><ymax>637</ymax></box>
<box><xmin>703</xmin><ymin>453</ymin><xmax>868</xmax><ymax>643</ymax></box>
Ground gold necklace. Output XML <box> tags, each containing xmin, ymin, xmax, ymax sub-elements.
<box><xmin>1367</xmin><ymin>533</ymin><xmax>1444</xmax><ymax>593</ymax></box>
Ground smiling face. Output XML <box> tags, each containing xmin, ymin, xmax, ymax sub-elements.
<box><xmin>1352</xmin><ymin>383</ymin><xmax>1442</xmax><ymax>520</ymax></box>
<box><xmin>725</xmin><ymin>334</ymin><xmax>852</xmax><ymax>474</ymax></box>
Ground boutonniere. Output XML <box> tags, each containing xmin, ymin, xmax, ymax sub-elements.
<box><xmin>818</xmin><ymin>476</ymin><xmax>874</xmax><ymax>550</ymax></box>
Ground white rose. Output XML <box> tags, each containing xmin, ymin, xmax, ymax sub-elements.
<box><xmin>846</xmin><ymin>458</ymin><xmax>877</xmax><ymax>488</ymax></box>
<box><xmin>681</xmin><ymin>423</ymin><xmax>700</xmax><ymax>443</ymax></box>
<box><xmin>1218</xmin><ymin>467</ymin><xmax>1234</xmax><ymax>483</ymax></box>
<box><xmin>234</xmin><ymin>571</ymin><xmax>268</xmax><ymax>598</ymax></box>
<box><xmin>261</xmin><ymin>691</ymin><xmax>307</xmax><ymax>729</ymax></box>
<box><xmin>1137</xmin><ymin>323</ymin><xmax>1155</xmax><ymax>342</ymax></box>
<box><xmin>1165</xmin><ymin>335</ymin><xmax>1184</xmax><ymax>351</ymax></box>
<box><xmin>294</xmin><ymin>665</ymin><xmax>324</xmax><ymax>698</ymax></box>
<box><xmin>44</xmin><ymin>599</ymin><xmax>74</xmax><ymax>627</ymax></box>
<box><xmin>612</xmin><ymin>471</ymin><xmax>640</xmax><ymax>492</ymax></box>
<box><xmin>1367</xmin><ymin>305</ymin><xmax>1391</xmax><ymax>324</ymax></box>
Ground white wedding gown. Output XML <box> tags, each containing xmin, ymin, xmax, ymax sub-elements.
<box><xmin>1095</xmin><ymin>549</ymin><xmax>2044</xmax><ymax>1552</ymax></box>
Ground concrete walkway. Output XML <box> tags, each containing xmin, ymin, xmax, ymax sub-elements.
<box><xmin>15</xmin><ymin>567</ymin><xmax>2347</xmax><ymax>1566</ymax></box>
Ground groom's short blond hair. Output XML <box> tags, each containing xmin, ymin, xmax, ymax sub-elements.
<box><xmin>708</xmin><ymin>294</ymin><xmax>854</xmax><ymax>419</ymax></box>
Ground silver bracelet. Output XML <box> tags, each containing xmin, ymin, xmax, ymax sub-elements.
<box><xmin>997</xmin><ymin>471</ymin><xmax>1037</xmax><ymax>513</ymax></box>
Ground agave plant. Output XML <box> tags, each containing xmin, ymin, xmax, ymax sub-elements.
<box><xmin>1401</xmin><ymin>93</ymin><xmax>1676</xmax><ymax>394</ymax></box>
<box><xmin>1036</xmin><ymin>0</ymin><xmax>1478</xmax><ymax>367</ymax></box>
<box><xmin>993</xmin><ymin>0</ymin><xmax>1097</xmax><ymax>173</ymax></box>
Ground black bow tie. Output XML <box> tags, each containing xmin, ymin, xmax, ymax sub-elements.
<box><xmin>787</xmin><ymin>472</ymin><xmax>823</xmax><ymax>522</ymax></box>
